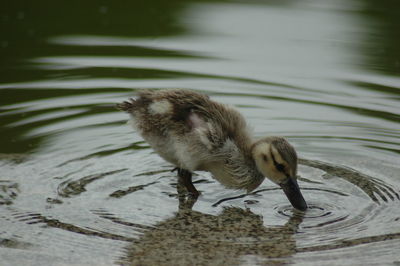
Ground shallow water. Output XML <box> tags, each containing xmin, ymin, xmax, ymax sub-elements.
<box><xmin>1</xmin><ymin>0</ymin><xmax>400</xmax><ymax>265</ymax></box>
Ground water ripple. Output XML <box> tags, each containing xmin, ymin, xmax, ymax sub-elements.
<box><xmin>57</xmin><ymin>169</ymin><xmax>127</xmax><ymax>198</ymax></box>
<box><xmin>0</xmin><ymin>181</ymin><xmax>19</xmax><ymax>205</ymax></box>
<box><xmin>299</xmin><ymin>159</ymin><xmax>400</xmax><ymax>203</ymax></box>
<box><xmin>12</xmin><ymin>211</ymin><xmax>133</xmax><ymax>242</ymax></box>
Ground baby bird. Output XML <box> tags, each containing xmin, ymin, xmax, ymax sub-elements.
<box><xmin>117</xmin><ymin>89</ymin><xmax>307</xmax><ymax>211</ymax></box>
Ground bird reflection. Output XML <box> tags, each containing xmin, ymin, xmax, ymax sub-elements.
<box><xmin>121</xmin><ymin>183</ymin><xmax>304</xmax><ymax>265</ymax></box>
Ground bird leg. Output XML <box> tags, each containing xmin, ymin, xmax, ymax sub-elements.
<box><xmin>177</xmin><ymin>168</ymin><xmax>200</xmax><ymax>198</ymax></box>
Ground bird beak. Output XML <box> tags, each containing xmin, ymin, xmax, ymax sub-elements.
<box><xmin>280</xmin><ymin>178</ymin><xmax>308</xmax><ymax>211</ymax></box>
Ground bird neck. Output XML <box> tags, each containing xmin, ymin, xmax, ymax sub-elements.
<box><xmin>221</xmin><ymin>139</ymin><xmax>265</xmax><ymax>192</ymax></box>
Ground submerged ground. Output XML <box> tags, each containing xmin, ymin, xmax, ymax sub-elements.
<box><xmin>1</xmin><ymin>0</ymin><xmax>400</xmax><ymax>265</ymax></box>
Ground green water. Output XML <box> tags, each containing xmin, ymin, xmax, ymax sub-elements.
<box><xmin>1</xmin><ymin>0</ymin><xmax>400</xmax><ymax>265</ymax></box>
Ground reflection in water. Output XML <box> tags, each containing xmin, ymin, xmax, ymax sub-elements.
<box><xmin>0</xmin><ymin>0</ymin><xmax>190</xmax><ymax>83</ymax></box>
<box><xmin>121</xmin><ymin>193</ymin><xmax>303</xmax><ymax>265</ymax></box>
<box><xmin>117</xmin><ymin>157</ymin><xmax>400</xmax><ymax>265</ymax></box>
<box><xmin>360</xmin><ymin>0</ymin><xmax>400</xmax><ymax>75</ymax></box>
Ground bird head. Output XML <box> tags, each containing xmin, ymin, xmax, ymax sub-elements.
<box><xmin>252</xmin><ymin>137</ymin><xmax>307</xmax><ymax>211</ymax></box>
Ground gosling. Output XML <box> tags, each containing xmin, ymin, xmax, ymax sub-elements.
<box><xmin>117</xmin><ymin>89</ymin><xmax>307</xmax><ymax>211</ymax></box>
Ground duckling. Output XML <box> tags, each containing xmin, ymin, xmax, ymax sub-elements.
<box><xmin>117</xmin><ymin>89</ymin><xmax>307</xmax><ymax>211</ymax></box>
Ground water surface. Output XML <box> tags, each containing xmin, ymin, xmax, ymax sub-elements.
<box><xmin>1</xmin><ymin>0</ymin><xmax>400</xmax><ymax>265</ymax></box>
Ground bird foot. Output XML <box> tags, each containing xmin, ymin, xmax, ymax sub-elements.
<box><xmin>188</xmin><ymin>190</ymin><xmax>200</xmax><ymax>199</ymax></box>
<box><xmin>176</xmin><ymin>168</ymin><xmax>200</xmax><ymax>197</ymax></box>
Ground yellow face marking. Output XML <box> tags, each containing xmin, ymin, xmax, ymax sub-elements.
<box><xmin>270</xmin><ymin>146</ymin><xmax>291</xmax><ymax>177</ymax></box>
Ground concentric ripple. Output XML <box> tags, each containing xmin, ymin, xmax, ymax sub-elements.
<box><xmin>269</xmin><ymin>159</ymin><xmax>400</xmax><ymax>260</ymax></box>
<box><xmin>277</xmin><ymin>203</ymin><xmax>337</xmax><ymax>219</ymax></box>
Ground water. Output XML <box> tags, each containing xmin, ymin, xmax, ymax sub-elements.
<box><xmin>1</xmin><ymin>0</ymin><xmax>400</xmax><ymax>265</ymax></box>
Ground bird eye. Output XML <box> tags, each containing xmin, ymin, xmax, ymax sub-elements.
<box><xmin>263</xmin><ymin>154</ymin><xmax>268</xmax><ymax>161</ymax></box>
<box><xmin>276</xmin><ymin>163</ymin><xmax>285</xmax><ymax>172</ymax></box>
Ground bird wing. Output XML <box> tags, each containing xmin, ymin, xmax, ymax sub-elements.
<box><xmin>118</xmin><ymin>89</ymin><xmax>252</xmax><ymax>170</ymax></box>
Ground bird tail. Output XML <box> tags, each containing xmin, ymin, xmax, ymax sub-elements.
<box><xmin>116</xmin><ymin>98</ymin><xmax>137</xmax><ymax>113</ymax></box>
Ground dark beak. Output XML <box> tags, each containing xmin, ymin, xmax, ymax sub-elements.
<box><xmin>280</xmin><ymin>178</ymin><xmax>308</xmax><ymax>211</ymax></box>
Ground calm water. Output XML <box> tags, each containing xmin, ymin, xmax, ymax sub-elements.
<box><xmin>1</xmin><ymin>0</ymin><xmax>400</xmax><ymax>265</ymax></box>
